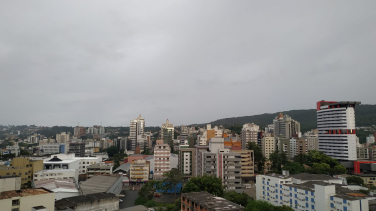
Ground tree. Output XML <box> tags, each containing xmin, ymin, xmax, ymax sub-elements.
<box><xmin>106</xmin><ymin>146</ymin><xmax>120</xmax><ymax>158</ymax></box>
<box><xmin>162</xmin><ymin>169</ymin><xmax>183</xmax><ymax>199</ymax></box>
<box><xmin>182</xmin><ymin>174</ymin><xmax>225</xmax><ymax>197</ymax></box>
<box><xmin>293</xmin><ymin>153</ymin><xmax>308</xmax><ymax>165</ymax></box>
<box><xmin>247</xmin><ymin>142</ymin><xmax>266</xmax><ymax>172</ymax></box>
<box><xmin>20</xmin><ymin>149</ymin><xmax>30</xmax><ymax>156</ymax></box>
<box><xmin>282</xmin><ymin>162</ymin><xmax>305</xmax><ymax>174</ymax></box>
<box><xmin>331</xmin><ymin>165</ymin><xmax>347</xmax><ymax>175</ymax></box>
<box><xmin>269</xmin><ymin>151</ymin><xmax>288</xmax><ymax>172</ymax></box>
<box><xmin>346</xmin><ymin>176</ymin><xmax>364</xmax><ymax>186</ymax></box>
<box><xmin>308</xmin><ymin>163</ymin><xmax>330</xmax><ymax>174</ymax></box>
<box><xmin>138</xmin><ymin>180</ymin><xmax>160</xmax><ymax>201</ymax></box>
<box><xmin>223</xmin><ymin>191</ymin><xmax>251</xmax><ymax>206</ymax></box>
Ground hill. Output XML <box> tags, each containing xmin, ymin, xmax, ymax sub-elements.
<box><xmin>207</xmin><ymin>104</ymin><xmax>376</xmax><ymax>133</ymax></box>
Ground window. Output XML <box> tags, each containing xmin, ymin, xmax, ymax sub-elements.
<box><xmin>11</xmin><ymin>209</ymin><xmax>19</xmax><ymax>211</ymax></box>
<box><xmin>12</xmin><ymin>199</ymin><xmax>20</xmax><ymax>206</ymax></box>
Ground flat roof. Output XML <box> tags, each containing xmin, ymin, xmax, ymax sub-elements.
<box><xmin>182</xmin><ymin>192</ymin><xmax>244</xmax><ymax>211</ymax></box>
<box><xmin>80</xmin><ymin>175</ymin><xmax>122</xmax><ymax>195</ymax></box>
<box><xmin>0</xmin><ymin>188</ymin><xmax>52</xmax><ymax>200</ymax></box>
<box><xmin>55</xmin><ymin>192</ymin><xmax>117</xmax><ymax>209</ymax></box>
<box><xmin>35</xmin><ymin>169</ymin><xmax>76</xmax><ymax>174</ymax></box>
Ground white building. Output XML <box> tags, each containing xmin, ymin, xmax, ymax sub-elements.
<box><xmin>317</xmin><ymin>101</ymin><xmax>360</xmax><ymax>161</ymax></box>
<box><xmin>366</xmin><ymin>134</ymin><xmax>375</xmax><ymax>144</ymax></box>
<box><xmin>43</xmin><ymin>154</ymin><xmax>102</xmax><ymax>175</ymax></box>
<box><xmin>39</xmin><ymin>143</ymin><xmax>68</xmax><ymax>155</ymax></box>
<box><xmin>256</xmin><ymin>171</ymin><xmax>372</xmax><ymax>211</ymax></box>
<box><xmin>2</xmin><ymin>142</ymin><xmax>20</xmax><ymax>157</ymax></box>
<box><xmin>130</xmin><ymin>115</ymin><xmax>145</xmax><ymax>150</ymax></box>
<box><xmin>153</xmin><ymin>143</ymin><xmax>170</xmax><ymax>179</ymax></box>
<box><xmin>34</xmin><ymin>169</ymin><xmax>79</xmax><ymax>182</ymax></box>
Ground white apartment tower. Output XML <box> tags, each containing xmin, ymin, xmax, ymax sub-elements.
<box><xmin>129</xmin><ymin>115</ymin><xmax>145</xmax><ymax>151</ymax></box>
<box><xmin>241</xmin><ymin>123</ymin><xmax>259</xmax><ymax>149</ymax></box>
<box><xmin>317</xmin><ymin>101</ymin><xmax>360</xmax><ymax>161</ymax></box>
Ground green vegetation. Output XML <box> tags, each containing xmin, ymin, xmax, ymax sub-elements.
<box><xmin>247</xmin><ymin>142</ymin><xmax>266</xmax><ymax>172</ymax></box>
<box><xmin>223</xmin><ymin>191</ymin><xmax>252</xmax><ymax>206</ymax></box>
<box><xmin>291</xmin><ymin>150</ymin><xmax>347</xmax><ymax>175</ymax></box>
<box><xmin>269</xmin><ymin>151</ymin><xmax>289</xmax><ymax>172</ymax></box>
<box><xmin>346</xmin><ymin>176</ymin><xmax>364</xmax><ymax>186</ymax></box>
<box><xmin>281</xmin><ymin>162</ymin><xmax>305</xmax><ymax>174</ymax></box>
<box><xmin>356</xmin><ymin>129</ymin><xmax>374</xmax><ymax>144</ymax></box>
<box><xmin>36</xmin><ymin>126</ymin><xmax>74</xmax><ymax>138</ymax></box>
<box><xmin>182</xmin><ymin>174</ymin><xmax>225</xmax><ymax>197</ymax></box>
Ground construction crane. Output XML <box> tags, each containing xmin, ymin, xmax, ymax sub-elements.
<box><xmin>71</xmin><ymin>122</ymin><xmax>80</xmax><ymax>127</ymax></box>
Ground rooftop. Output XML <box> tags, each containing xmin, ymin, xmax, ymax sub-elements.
<box><xmin>80</xmin><ymin>175</ymin><xmax>122</xmax><ymax>195</ymax></box>
<box><xmin>35</xmin><ymin>169</ymin><xmax>77</xmax><ymax>174</ymax></box>
<box><xmin>34</xmin><ymin>179</ymin><xmax>78</xmax><ymax>192</ymax></box>
<box><xmin>87</xmin><ymin>163</ymin><xmax>113</xmax><ymax>169</ymax></box>
<box><xmin>117</xmin><ymin>205</ymin><xmax>148</xmax><ymax>211</ymax></box>
<box><xmin>0</xmin><ymin>188</ymin><xmax>52</xmax><ymax>200</ymax></box>
<box><xmin>55</xmin><ymin>192</ymin><xmax>117</xmax><ymax>210</ymax></box>
<box><xmin>182</xmin><ymin>192</ymin><xmax>244</xmax><ymax>211</ymax></box>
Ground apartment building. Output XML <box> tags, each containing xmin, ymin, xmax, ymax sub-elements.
<box><xmin>178</xmin><ymin>145</ymin><xmax>195</xmax><ymax>179</ymax></box>
<box><xmin>256</xmin><ymin>171</ymin><xmax>371</xmax><ymax>211</ymax></box>
<box><xmin>273</xmin><ymin>113</ymin><xmax>300</xmax><ymax>148</ymax></box>
<box><xmin>231</xmin><ymin>150</ymin><xmax>254</xmax><ymax>181</ymax></box>
<box><xmin>194</xmin><ymin>145</ymin><xmax>209</xmax><ymax>176</ymax></box>
<box><xmin>154</xmin><ymin>143</ymin><xmax>171</xmax><ymax>179</ymax></box>
<box><xmin>68</xmin><ymin>142</ymin><xmax>85</xmax><ymax>157</ymax></box>
<box><xmin>130</xmin><ymin>115</ymin><xmax>145</xmax><ymax>151</ymax></box>
<box><xmin>241</xmin><ymin>123</ymin><xmax>259</xmax><ymax>149</ymax></box>
<box><xmin>261</xmin><ymin>136</ymin><xmax>275</xmax><ymax>159</ymax></box>
<box><xmin>180</xmin><ymin>126</ymin><xmax>189</xmax><ymax>140</ymax></box>
<box><xmin>317</xmin><ymin>101</ymin><xmax>360</xmax><ymax>161</ymax></box>
<box><xmin>73</xmin><ymin>126</ymin><xmax>86</xmax><ymax>138</ymax></box>
<box><xmin>38</xmin><ymin>143</ymin><xmax>67</xmax><ymax>155</ymax></box>
<box><xmin>0</xmin><ymin>158</ymin><xmax>43</xmax><ymax>184</ymax></box>
<box><xmin>34</xmin><ymin>169</ymin><xmax>79</xmax><ymax>182</ymax></box>
<box><xmin>86</xmin><ymin>163</ymin><xmax>113</xmax><ymax>179</ymax></box>
<box><xmin>181</xmin><ymin>192</ymin><xmax>245</xmax><ymax>211</ymax></box>
<box><xmin>56</xmin><ymin>132</ymin><xmax>70</xmax><ymax>143</ymax></box>
<box><xmin>161</xmin><ymin>119</ymin><xmax>174</xmax><ymax>144</ymax></box>
<box><xmin>129</xmin><ymin>159</ymin><xmax>150</xmax><ymax>183</ymax></box>
<box><xmin>201</xmin><ymin>138</ymin><xmax>242</xmax><ymax>192</ymax></box>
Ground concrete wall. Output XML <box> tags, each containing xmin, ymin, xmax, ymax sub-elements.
<box><xmin>75</xmin><ymin>197</ymin><xmax>119</xmax><ymax>211</ymax></box>
<box><xmin>0</xmin><ymin>177</ymin><xmax>21</xmax><ymax>192</ymax></box>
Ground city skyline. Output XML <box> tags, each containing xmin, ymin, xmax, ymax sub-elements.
<box><xmin>1</xmin><ymin>1</ymin><xmax>376</xmax><ymax>127</ymax></box>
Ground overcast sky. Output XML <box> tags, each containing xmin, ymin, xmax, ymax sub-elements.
<box><xmin>1</xmin><ymin>1</ymin><xmax>375</xmax><ymax>127</ymax></box>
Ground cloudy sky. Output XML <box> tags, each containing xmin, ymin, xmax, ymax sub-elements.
<box><xmin>1</xmin><ymin>1</ymin><xmax>375</xmax><ymax>127</ymax></box>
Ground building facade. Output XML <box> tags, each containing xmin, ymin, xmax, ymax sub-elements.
<box><xmin>241</xmin><ymin>123</ymin><xmax>259</xmax><ymax>149</ymax></box>
<box><xmin>129</xmin><ymin>115</ymin><xmax>145</xmax><ymax>151</ymax></box>
<box><xmin>178</xmin><ymin>146</ymin><xmax>195</xmax><ymax>179</ymax></box>
<box><xmin>317</xmin><ymin>101</ymin><xmax>360</xmax><ymax>161</ymax></box>
<box><xmin>161</xmin><ymin>119</ymin><xmax>174</xmax><ymax>144</ymax></box>
<box><xmin>154</xmin><ymin>143</ymin><xmax>171</xmax><ymax>179</ymax></box>
<box><xmin>181</xmin><ymin>192</ymin><xmax>244</xmax><ymax>211</ymax></box>
<box><xmin>231</xmin><ymin>150</ymin><xmax>254</xmax><ymax>181</ymax></box>
<box><xmin>129</xmin><ymin>159</ymin><xmax>149</xmax><ymax>183</ymax></box>
<box><xmin>68</xmin><ymin>142</ymin><xmax>85</xmax><ymax>157</ymax></box>
<box><xmin>0</xmin><ymin>158</ymin><xmax>43</xmax><ymax>184</ymax></box>
<box><xmin>273</xmin><ymin>113</ymin><xmax>300</xmax><ymax>148</ymax></box>
<box><xmin>256</xmin><ymin>171</ymin><xmax>370</xmax><ymax>211</ymax></box>
<box><xmin>34</xmin><ymin>169</ymin><xmax>79</xmax><ymax>182</ymax></box>
<box><xmin>261</xmin><ymin>136</ymin><xmax>275</xmax><ymax>159</ymax></box>
<box><xmin>86</xmin><ymin>163</ymin><xmax>113</xmax><ymax>179</ymax></box>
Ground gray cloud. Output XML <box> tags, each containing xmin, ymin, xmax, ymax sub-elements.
<box><xmin>0</xmin><ymin>1</ymin><xmax>375</xmax><ymax>127</ymax></box>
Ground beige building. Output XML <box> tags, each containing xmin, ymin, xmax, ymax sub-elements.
<box><xmin>0</xmin><ymin>157</ymin><xmax>43</xmax><ymax>184</ymax></box>
<box><xmin>0</xmin><ymin>188</ymin><xmax>55</xmax><ymax>211</ymax></box>
<box><xmin>154</xmin><ymin>143</ymin><xmax>170</xmax><ymax>179</ymax></box>
<box><xmin>0</xmin><ymin>176</ymin><xmax>21</xmax><ymax>192</ymax></box>
<box><xmin>241</xmin><ymin>123</ymin><xmax>259</xmax><ymax>149</ymax></box>
<box><xmin>86</xmin><ymin>163</ymin><xmax>113</xmax><ymax>179</ymax></box>
<box><xmin>231</xmin><ymin>150</ymin><xmax>254</xmax><ymax>180</ymax></box>
<box><xmin>261</xmin><ymin>136</ymin><xmax>275</xmax><ymax>159</ymax></box>
<box><xmin>129</xmin><ymin>159</ymin><xmax>150</xmax><ymax>183</ymax></box>
<box><xmin>34</xmin><ymin>169</ymin><xmax>79</xmax><ymax>182</ymax></box>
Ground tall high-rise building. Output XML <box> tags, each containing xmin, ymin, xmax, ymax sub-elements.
<box><xmin>241</xmin><ymin>123</ymin><xmax>259</xmax><ymax>149</ymax></box>
<box><xmin>129</xmin><ymin>115</ymin><xmax>145</xmax><ymax>151</ymax></box>
<box><xmin>273</xmin><ymin>113</ymin><xmax>300</xmax><ymax>140</ymax></box>
<box><xmin>56</xmin><ymin>132</ymin><xmax>70</xmax><ymax>143</ymax></box>
<box><xmin>161</xmin><ymin>119</ymin><xmax>174</xmax><ymax>144</ymax></box>
<box><xmin>317</xmin><ymin>101</ymin><xmax>361</xmax><ymax>161</ymax></box>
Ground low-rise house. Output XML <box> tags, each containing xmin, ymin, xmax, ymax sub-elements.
<box><xmin>55</xmin><ymin>192</ymin><xmax>119</xmax><ymax>211</ymax></box>
<box><xmin>129</xmin><ymin>159</ymin><xmax>149</xmax><ymax>184</ymax></box>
